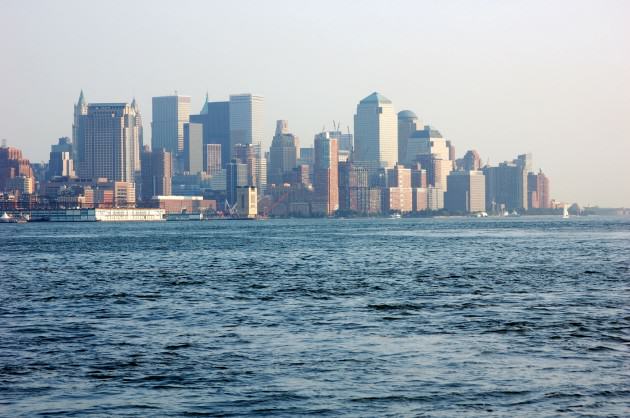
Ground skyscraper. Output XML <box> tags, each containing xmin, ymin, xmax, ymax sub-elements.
<box><xmin>77</xmin><ymin>103</ymin><xmax>141</xmax><ymax>184</ymax></box>
<box><xmin>190</xmin><ymin>97</ymin><xmax>231</xmax><ymax>168</ymax></box>
<box><xmin>483</xmin><ymin>161</ymin><xmax>528</xmax><ymax>212</ymax></box>
<box><xmin>72</xmin><ymin>90</ymin><xmax>88</xmax><ymax>161</ymax></box>
<box><xmin>354</xmin><ymin>92</ymin><xmax>397</xmax><ymax>170</ymax></box>
<box><xmin>226</xmin><ymin>159</ymin><xmax>248</xmax><ymax>206</ymax></box>
<box><xmin>397</xmin><ymin>110</ymin><xmax>420</xmax><ymax>166</ymax></box>
<box><xmin>461</xmin><ymin>150</ymin><xmax>481</xmax><ymax>171</ymax></box>
<box><xmin>140</xmin><ymin>146</ymin><xmax>172</xmax><ymax>202</ymax></box>
<box><xmin>48</xmin><ymin>137</ymin><xmax>75</xmax><ymax>178</ymax></box>
<box><xmin>444</xmin><ymin>170</ymin><xmax>486</xmax><ymax>213</ymax></box>
<box><xmin>528</xmin><ymin>170</ymin><xmax>551</xmax><ymax>209</ymax></box>
<box><xmin>151</xmin><ymin>95</ymin><xmax>191</xmax><ymax>156</ymax></box>
<box><xmin>130</xmin><ymin>98</ymin><xmax>144</xmax><ymax>171</ymax></box>
<box><xmin>313</xmin><ymin>132</ymin><xmax>339</xmax><ymax>215</ymax></box>
<box><xmin>205</xmin><ymin>144</ymin><xmax>222</xmax><ymax>174</ymax></box>
<box><xmin>183</xmin><ymin>122</ymin><xmax>204</xmax><ymax>174</ymax></box>
<box><xmin>229</xmin><ymin>94</ymin><xmax>264</xmax><ymax>153</ymax></box>
<box><xmin>268</xmin><ymin>120</ymin><xmax>299</xmax><ymax>186</ymax></box>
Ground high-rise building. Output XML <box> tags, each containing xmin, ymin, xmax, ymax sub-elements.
<box><xmin>229</xmin><ymin>94</ymin><xmax>264</xmax><ymax>153</ymax></box>
<box><xmin>407</xmin><ymin>125</ymin><xmax>450</xmax><ymax>162</ymax></box>
<box><xmin>130</xmin><ymin>98</ymin><xmax>144</xmax><ymax>171</ymax></box>
<box><xmin>190</xmin><ymin>96</ymin><xmax>231</xmax><ymax>168</ymax></box>
<box><xmin>268</xmin><ymin>120</ymin><xmax>299</xmax><ymax>186</ymax></box>
<box><xmin>461</xmin><ymin>150</ymin><xmax>481</xmax><ymax>171</ymax></box>
<box><xmin>183</xmin><ymin>122</ymin><xmax>204</xmax><ymax>174</ymax></box>
<box><xmin>354</xmin><ymin>92</ymin><xmax>397</xmax><ymax>170</ymax></box>
<box><xmin>77</xmin><ymin>103</ymin><xmax>141</xmax><ymax>184</ymax></box>
<box><xmin>72</xmin><ymin>90</ymin><xmax>88</xmax><ymax>161</ymax></box>
<box><xmin>205</xmin><ymin>144</ymin><xmax>222</xmax><ymax>174</ymax></box>
<box><xmin>338</xmin><ymin>161</ymin><xmax>369</xmax><ymax>213</ymax></box>
<box><xmin>410</xmin><ymin>163</ymin><xmax>427</xmax><ymax>188</ymax></box>
<box><xmin>226</xmin><ymin>159</ymin><xmax>248</xmax><ymax>205</ymax></box>
<box><xmin>444</xmin><ymin>170</ymin><xmax>486</xmax><ymax>213</ymax></box>
<box><xmin>384</xmin><ymin>164</ymin><xmax>412</xmax><ymax>213</ymax></box>
<box><xmin>397</xmin><ymin>110</ymin><xmax>420</xmax><ymax>166</ymax></box>
<box><xmin>49</xmin><ymin>137</ymin><xmax>75</xmax><ymax>178</ymax></box>
<box><xmin>483</xmin><ymin>161</ymin><xmax>528</xmax><ymax>212</ymax></box>
<box><xmin>412</xmin><ymin>188</ymin><xmax>428</xmax><ymax>212</ymax></box>
<box><xmin>151</xmin><ymin>95</ymin><xmax>191</xmax><ymax>156</ymax></box>
<box><xmin>236</xmin><ymin>186</ymin><xmax>258</xmax><ymax>218</ymax></box>
<box><xmin>140</xmin><ymin>146</ymin><xmax>172</xmax><ymax>202</ymax></box>
<box><xmin>528</xmin><ymin>170</ymin><xmax>551</xmax><ymax>209</ymax></box>
<box><xmin>313</xmin><ymin>132</ymin><xmax>339</xmax><ymax>215</ymax></box>
<box><xmin>427</xmin><ymin>186</ymin><xmax>444</xmax><ymax>210</ymax></box>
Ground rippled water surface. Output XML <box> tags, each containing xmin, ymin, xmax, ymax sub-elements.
<box><xmin>1</xmin><ymin>217</ymin><xmax>629</xmax><ymax>417</ymax></box>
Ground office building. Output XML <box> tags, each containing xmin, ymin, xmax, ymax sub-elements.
<box><xmin>72</xmin><ymin>90</ymin><xmax>88</xmax><ymax>162</ymax></box>
<box><xmin>528</xmin><ymin>170</ymin><xmax>551</xmax><ymax>209</ymax></box>
<box><xmin>226</xmin><ymin>159</ymin><xmax>248</xmax><ymax>205</ymax></box>
<box><xmin>190</xmin><ymin>97</ymin><xmax>231</xmax><ymax>168</ymax></box>
<box><xmin>412</xmin><ymin>188</ymin><xmax>428</xmax><ymax>212</ymax></box>
<box><xmin>205</xmin><ymin>144</ymin><xmax>222</xmax><ymax>174</ymax></box>
<box><xmin>312</xmin><ymin>131</ymin><xmax>339</xmax><ymax>215</ymax></box>
<box><xmin>461</xmin><ymin>150</ymin><xmax>481</xmax><ymax>171</ymax></box>
<box><xmin>268</xmin><ymin>120</ymin><xmax>299</xmax><ymax>186</ymax></box>
<box><xmin>183</xmin><ymin>122</ymin><xmax>204</xmax><ymax>174</ymax></box>
<box><xmin>338</xmin><ymin>161</ymin><xmax>369</xmax><ymax>213</ymax></box>
<box><xmin>397</xmin><ymin>110</ymin><xmax>420</xmax><ymax>166</ymax></box>
<box><xmin>140</xmin><ymin>146</ymin><xmax>172</xmax><ymax>202</ymax></box>
<box><xmin>444</xmin><ymin>170</ymin><xmax>486</xmax><ymax>213</ymax></box>
<box><xmin>49</xmin><ymin>137</ymin><xmax>75</xmax><ymax>178</ymax></box>
<box><xmin>384</xmin><ymin>164</ymin><xmax>412</xmax><ymax>213</ymax></box>
<box><xmin>76</xmin><ymin>102</ymin><xmax>141</xmax><ymax>184</ymax></box>
<box><xmin>354</xmin><ymin>92</ymin><xmax>397</xmax><ymax>170</ymax></box>
<box><xmin>151</xmin><ymin>95</ymin><xmax>191</xmax><ymax>155</ymax></box>
<box><xmin>483</xmin><ymin>161</ymin><xmax>528</xmax><ymax>212</ymax></box>
<box><xmin>236</xmin><ymin>186</ymin><xmax>258</xmax><ymax>218</ymax></box>
<box><xmin>427</xmin><ymin>186</ymin><xmax>444</xmax><ymax>210</ymax></box>
<box><xmin>229</xmin><ymin>94</ymin><xmax>264</xmax><ymax>152</ymax></box>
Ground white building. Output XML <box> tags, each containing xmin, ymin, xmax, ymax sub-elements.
<box><xmin>229</xmin><ymin>94</ymin><xmax>264</xmax><ymax>153</ymax></box>
<box><xmin>151</xmin><ymin>95</ymin><xmax>191</xmax><ymax>155</ymax></box>
<box><xmin>353</xmin><ymin>92</ymin><xmax>397</xmax><ymax>170</ymax></box>
<box><xmin>183</xmin><ymin>122</ymin><xmax>204</xmax><ymax>174</ymax></box>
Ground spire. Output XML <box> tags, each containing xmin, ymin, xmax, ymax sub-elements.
<box><xmin>200</xmin><ymin>91</ymin><xmax>209</xmax><ymax>114</ymax></box>
<box><xmin>77</xmin><ymin>89</ymin><xmax>86</xmax><ymax>107</ymax></box>
<box><xmin>131</xmin><ymin>97</ymin><xmax>138</xmax><ymax>110</ymax></box>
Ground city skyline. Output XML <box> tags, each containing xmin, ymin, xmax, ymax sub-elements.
<box><xmin>1</xmin><ymin>0</ymin><xmax>629</xmax><ymax>206</ymax></box>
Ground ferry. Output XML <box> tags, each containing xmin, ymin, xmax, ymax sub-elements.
<box><xmin>0</xmin><ymin>212</ymin><xmax>28</xmax><ymax>224</ymax></box>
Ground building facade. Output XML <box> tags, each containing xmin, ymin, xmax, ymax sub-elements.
<box><xmin>354</xmin><ymin>92</ymin><xmax>397</xmax><ymax>170</ymax></box>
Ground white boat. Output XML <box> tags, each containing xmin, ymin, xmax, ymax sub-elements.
<box><xmin>563</xmin><ymin>205</ymin><xmax>570</xmax><ymax>219</ymax></box>
<box><xmin>389</xmin><ymin>213</ymin><xmax>401</xmax><ymax>219</ymax></box>
<box><xmin>0</xmin><ymin>212</ymin><xmax>27</xmax><ymax>223</ymax></box>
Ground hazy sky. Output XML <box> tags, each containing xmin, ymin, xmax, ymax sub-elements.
<box><xmin>1</xmin><ymin>0</ymin><xmax>629</xmax><ymax>206</ymax></box>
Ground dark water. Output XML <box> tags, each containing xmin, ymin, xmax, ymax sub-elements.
<box><xmin>1</xmin><ymin>217</ymin><xmax>629</xmax><ymax>417</ymax></box>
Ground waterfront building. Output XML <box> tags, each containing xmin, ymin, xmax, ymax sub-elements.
<box><xmin>483</xmin><ymin>161</ymin><xmax>528</xmax><ymax>212</ymax></box>
<box><xmin>151</xmin><ymin>95</ymin><xmax>191</xmax><ymax>156</ymax></box>
<box><xmin>384</xmin><ymin>164</ymin><xmax>412</xmax><ymax>213</ymax></box>
<box><xmin>48</xmin><ymin>137</ymin><xmax>75</xmax><ymax>178</ymax></box>
<box><xmin>268</xmin><ymin>120</ymin><xmax>299</xmax><ymax>186</ymax></box>
<box><xmin>76</xmin><ymin>102</ymin><xmax>141</xmax><ymax>185</ymax></box>
<box><xmin>140</xmin><ymin>147</ymin><xmax>172</xmax><ymax>202</ymax></box>
<box><xmin>444</xmin><ymin>170</ymin><xmax>486</xmax><ymax>213</ymax></box>
<box><xmin>183</xmin><ymin>122</ymin><xmax>204</xmax><ymax>174</ymax></box>
<box><xmin>412</xmin><ymin>187</ymin><xmax>428</xmax><ymax>212</ymax></box>
<box><xmin>354</xmin><ymin>92</ymin><xmax>397</xmax><ymax>170</ymax></box>
<box><xmin>6</xmin><ymin>176</ymin><xmax>35</xmax><ymax>194</ymax></box>
<box><xmin>338</xmin><ymin>161</ymin><xmax>369</xmax><ymax>213</ymax></box>
<box><xmin>427</xmin><ymin>186</ymin><xmax>444</xmax><ymax>210</ymax></box>
<box><xmin>528</xmin><ymin>170</ymin><xmax>551</xmax><ymax>209</ymax></box>
<box><xmin>312</xmin><ymin>131</ymin><xmax>339</xmax><ymax>215</ymax></box>
<box><xmin>397</xmin><ymin>110</ymin><xmax>420</xmax><ymax>166</ymax></box>
<box><xmin>0</xmin><ymin>145</ymin><xmax>34</xmax><ymax>192</ymax></box>
<box><xmin>229</xmin><ymin>94</ymin><xmax>264</xmax><ymax>152</ymax></box>
<box><xmin>236</xmin><ymin>186</ymin><xmax>258</xmax><ymax>218</ymax></box>
<box><xmin>226</xmin><ymin>159</ymin><xmax>248</xmax><ymax>205</ymax></box>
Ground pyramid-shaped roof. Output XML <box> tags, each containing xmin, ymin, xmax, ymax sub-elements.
<box><xmin>360</xmin><ymin>92</ymin><xmax>392</xmax><ymax>104</ymax></box>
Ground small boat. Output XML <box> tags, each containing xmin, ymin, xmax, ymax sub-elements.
<box><xmin>0</xmin><ymin>212</ymin><xmax>27</xmax><ymax>224</ymax></box>
<box><xmin>389</xmin><ymin>213</ymin><xmax>402</xmax><ymax>219</ymax></box>
<box><xmin>563</xmin><ymin>205</ymin><xmax>570</xmax><ymax>219</ymax></box>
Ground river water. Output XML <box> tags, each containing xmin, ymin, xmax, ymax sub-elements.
<box><xmin>1</xmin><ymin>217</ymin><xmax>629</xmax><ymax>416</ymax></box>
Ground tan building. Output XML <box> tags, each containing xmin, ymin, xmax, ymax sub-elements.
<box><xmin>236</xmin><ymin>186</ymin><xmax>258</xmax><ymax>218</ymax></box>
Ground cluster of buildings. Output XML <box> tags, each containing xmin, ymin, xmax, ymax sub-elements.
<box><xmin>1</xmin><ymin>90</ymin><xmax>556</xmax><ymax>218</ymax></box>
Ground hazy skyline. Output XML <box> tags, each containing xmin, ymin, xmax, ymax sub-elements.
<box><xmin>1</xmin><ymin>0</ymin><xmax>628</xmax><ymax>206</ymax></box>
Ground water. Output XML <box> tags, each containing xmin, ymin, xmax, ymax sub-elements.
<box><xmin>1</xmin><ymin>217</ymin><xmax>629</xmax><ymax>417</ymax></box>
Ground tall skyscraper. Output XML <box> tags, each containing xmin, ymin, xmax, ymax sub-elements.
<box><xmin>140</xmin><ymin>146</ymin><xmax>172</xmax><ymax>202</ymax></box>
<box><xmin>48</xmin><ymin>137</ymin><xmax>75</xmax><ymax>178</ymax></box>
<box><xmin>130</xmin><ymin>98</ymin><xmax>144</xmax><ymax>171</ymax></box>
<box><xmin>205</xmin><ymin>144</ymin><xmax>222</xmax><ymax>174</ymax></box>
<box><xmin>151</xmin><ymin>95</ymin><xmax>191</xmax><ymax>155</ymax></box>
<box><xmin>190</xmin><ymin>97</ymin><xmax>231</xmax><ymax>168</ymax></box>
<box><xmin>445</xmin><ymin>170</ymin><xmax>486</xmax><ymax>213</ymax></box>
<box><xmin>77</xmin><ymin>103</ymin><xmax>141</xmax><ymax>184</ymax></box>
<box><xmin>461</xmin><ymin>150</ymin><xmax>481</xmax><ymax>171</ymax></box>
<box><xmin>226</xmin><ymin>159</ymin><xmax>248</xmax><ymax>205</ymax></box>
<box><xmin>229</xmin><ymin>94</ymin><xmax>264</xmax><ymax>153</ymax></box>
<box><xmin>528</xmin><ymin>170</ymin><xmax>551</xmax><ymax>209</ymax></box>
<box><xmin>483</xmin><ymin>161</ymin><xmax>528</xmax><ymax>212</ymax></box>
<box><xmin>72</xmin><ymin>90</ymin><xmax>88</xmax><ymax>161</ymax></box>
<box><xmin>268</xmin><ymin>120</ymin><xmax>299</xmax><ymax>186</ymax></box>
<box><xmin>313</xmin><ymin>132</ymin><xmax>339</xmax><ymax>215</ymax></box>
<box><xmin>353</xmin><ymin>92</ymin><xmax>397</xmax><ymax>170</ymax></box>
<box><xmin>397</xmin><ymin>110</ymin><xmax>420</xmax><ymax>166</ymax></box>
<box><xmin>183</xmin><ymin>122</ymin><xmax>204</xmax><ymax>174</ymax></box>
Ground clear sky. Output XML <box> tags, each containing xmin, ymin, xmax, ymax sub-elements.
<box><xmin>1</xmin><ymin>0</ymin><xmax>628</xmax><ymax>206</ymax></box>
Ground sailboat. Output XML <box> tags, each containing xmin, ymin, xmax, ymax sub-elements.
<box><xmin>562</xmin><ymin>204</ymin><xmax>570</xmax><ymax>219</ymax></box>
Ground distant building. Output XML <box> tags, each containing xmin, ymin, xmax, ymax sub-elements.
<box><xmin>205</xmin><ymin>144</ymin><xmax>222</xmax><ymax>174</ymax></box>
<box><xmin>6</xmin><ymin>176</ymin><xmax>35</xmax><ymax>194</ymax></box>
<box><xmin>229</xmin><ymin>94</ymin><xmax>264</xmax><ymax>152</ymax></box>
<box><xmin>483</xmin><ymin>161</ymin><xmax>528</xmax><ymax>212</ymax></box>
<box><xmin>410</xmin><ymin>163</ymin><xmax>427</xmax><ymax>188</ymax></box>
<box><xmin>77</xmin><ymin>102</ymin><xmax>142</xmax><ymax>185</ymax></box>
<box><xmin>461</xmin><ymin>150</ymin><xmax>481</xmax><ymax>171</ymax></box>
<box><xmin>236</xmin><ymin>186</ymin><xmax>258</xmax><ymax>218</ymax></box>
<box><xmin>183</xmin><ymin>122</ymin><xmax>204</xmax><ymax>174</ymax></box>
<box><xmin>354</xmin><ymin>92</ymin><xmax>397</xmax><ymax>170</ymax></box>
<box><xmin>528</xmin><ymin>170</ymin><xmax>550</xmax><ymax>209</ymax></box>
<box><xmin>190</xmin><ymin>96</ymin><xmax>231</xmax><ymax>168</ymax></box>
<box><xmin>427</xmin><ymin>186</ymin><xmax>444</xmax><ymax>210</ymax></box>
<box><xmin>268</xmin><ymin>120</ymin><xmax>299</xmax><ymax>186</ymax></box>
<box><xmin>384</xmin><ymin>164</ymin><xmax>412</xmax><ymax>213</ymax></box>
<box><xmin>151</xmin><ymin>95</ymin><xmax>191</xmax><ymax>158</ymax></box>
<box><xmin>444</xmin><ymin>170</ymin><xmax>486</xmax><ymax>213</ymax></box>
<box><xmin>412</xmin><ymin>187</ymin><xmax>428</xmax><ymax>212</ymax></box>
<box><xmin>226</xmin><ymin>159</ymin><xmax>248</xmax><ymax>205</ymax></box>
<box><xmin>72</xmin><ymin>90</ymin><xmax>88</xmax><ymax>161</ymax></box>
<box><xmin>312</xmin><ymin>132</ymin><xmax>339</xmax><ymax>215</ymax></box>
<box><xmin>48</xmin><ymin>137</ymin><xmax>75</xmax><ymax>178</ymax></box>
<box><xmin>140</xmin><ymin>147</ymin><xmax>172</xmax><ymax>202</ymax></box>
<box><xmin>338</xmin><ymin>161</ymin><xmax>369</xmax><ymax>213</ymax></box>
<box><xmin>398</xmin><ymin>110</ymin><xmax>420</xmax><ymax>166</ymax></box>
<box><xmin>298</xmin><ymin>147</ymin><xmax>314</xmax><ymax>166</ymax></box>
